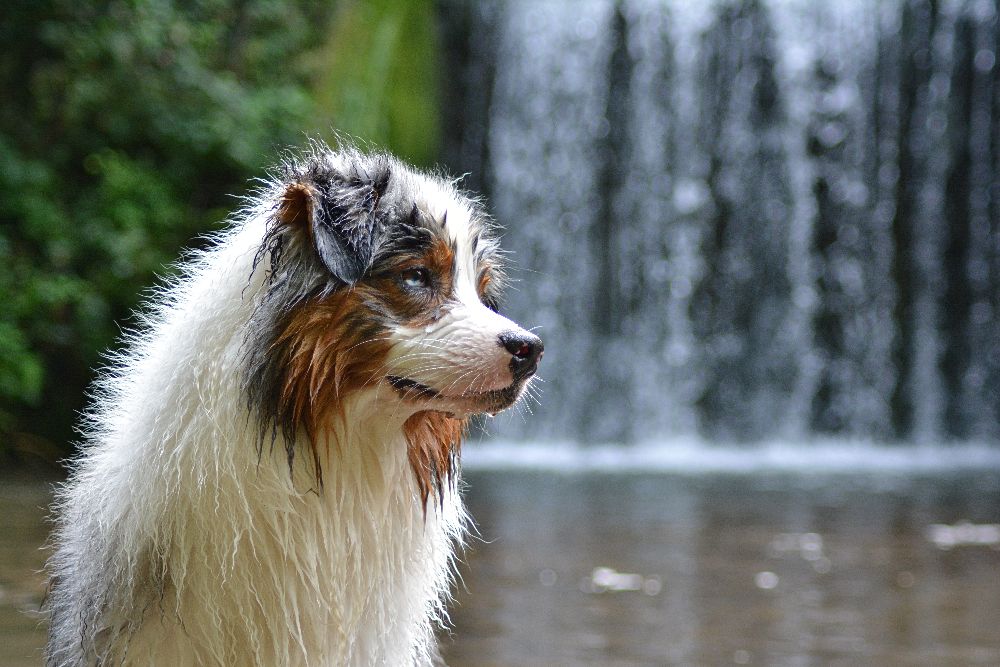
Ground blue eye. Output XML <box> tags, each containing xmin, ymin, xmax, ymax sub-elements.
<box><xmin>400</xmin><ymin>267</ymin><xmax>431</xmax><ymax>289</ymax></box>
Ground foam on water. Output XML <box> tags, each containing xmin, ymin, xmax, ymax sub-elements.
<box><xmin>463</xmin><ymin>438</ymin><xmax>1000</xmax><ymax>474</ymax></box>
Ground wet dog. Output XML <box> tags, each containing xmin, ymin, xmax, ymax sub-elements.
<box><xmin>45</xmin><ymin>144</ymin><xmax>542</xmax><ymax>666</ymax></box>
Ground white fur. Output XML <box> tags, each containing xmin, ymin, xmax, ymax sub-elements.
<box><xmin>48</xmin><ymin>210</ymin><xmax>466</xmax><ymax>666</ymax></box>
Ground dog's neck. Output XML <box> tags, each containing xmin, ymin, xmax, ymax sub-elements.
<box><xmin>291</xmin><ymin>392</ymin><xmax>421</xmax><ymax>495</ymax></box>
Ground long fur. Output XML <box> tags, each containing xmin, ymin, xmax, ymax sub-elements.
<box><xmin>45</xmin><ymin>143</ymin><xmax>540</xmax><ymax>666</ymax></box>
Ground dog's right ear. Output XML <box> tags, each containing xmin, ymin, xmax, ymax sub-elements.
<box><xmin>277</xmin><ymin>182</ymin><xmax>316</xmax><ymax>229</ymax></box>
<box><xmin>277</xmin><ymin>171</ymin><xmax>387</xmax><ymax>285</ymax></box>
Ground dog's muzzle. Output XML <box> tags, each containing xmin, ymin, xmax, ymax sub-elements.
<box><xmin>386</xmin><ymin>329</ymin><xmax>543</xmax><ymax>416</ymax></box>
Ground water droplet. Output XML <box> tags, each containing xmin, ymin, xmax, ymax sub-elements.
<box><xmin>754</xmin><ymin>571</ymin><xmax>779</xmax><ymax>589</ymax></box>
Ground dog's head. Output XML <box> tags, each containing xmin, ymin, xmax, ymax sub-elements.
<box><xmin>244</xmin><ymin>145</ymin><xmax>541</xmax><ymax>494</ymax></box>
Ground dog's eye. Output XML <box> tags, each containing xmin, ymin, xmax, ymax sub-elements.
<box><xmin>400</xmin><ymin>267</ymin><xmax>432</xmax><ymax>289</ymax></box>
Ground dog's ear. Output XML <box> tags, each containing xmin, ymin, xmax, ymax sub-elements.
<box><xmin>277</xmin><ymin>165</ymin><xmax>390</xmax><ymax>284</ymax></box>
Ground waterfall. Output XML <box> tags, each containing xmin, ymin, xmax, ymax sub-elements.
<box><xmin>438</xmin><ymin>0</ymin><xmax>1000</xmax><ymax>445</ymax></box>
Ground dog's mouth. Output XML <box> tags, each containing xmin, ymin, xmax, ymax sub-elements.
<box><xmin>386</xmin><ymin>376</ymin><xmax>440</xmax><ymax>399</ymax></box>
<box><xmin>386</xmin><ymin>375</ymin><xmax>524</xmax><ymax>416</ymax></box>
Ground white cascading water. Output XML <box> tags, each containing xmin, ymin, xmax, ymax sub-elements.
<box><xmin>439</xmin><ymin>0</ymin><xmax>1000</xmax><ymax>458</ymax></box>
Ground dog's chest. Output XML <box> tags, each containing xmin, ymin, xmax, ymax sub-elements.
<box><xmin>131</xmin><ymin>433</ymin><xmax>462</xmax><ymax>666</ymax></box>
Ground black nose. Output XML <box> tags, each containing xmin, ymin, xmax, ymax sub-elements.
<box><xmin>498</xmin><ymin>331</ymin><xmax>544</xmax><ymax>381</ymax></box>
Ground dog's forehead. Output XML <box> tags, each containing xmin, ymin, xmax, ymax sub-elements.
<box><xmin>406</xmin><ymin>183</ymin><xmax>482</xmax><ymax>259</ymax></box>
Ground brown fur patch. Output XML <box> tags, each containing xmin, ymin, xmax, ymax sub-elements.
<box><xmin>424</xmin><ymin>236</ymin><xmax>456</xmax><ymax>283</ymax></box>
<box><xmin>403</xmin><ymin>411</ymin><xmax>467</xmax><ymax>507</ymax></box>
<box><xmin>277</xmin><ymin>183</ymin><xmax>316</xmax><ymax>228</ymax></box>
<box><xmin>477</xmin><ymin>265</ymin><xmax>492</xmax><ymax>297</ymax></box>
<box><xmin>273</xmin><ymin>288</ymin><xmax>391</xmax><ymax>485</ymax></box>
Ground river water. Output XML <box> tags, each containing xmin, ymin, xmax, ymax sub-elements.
<box><xmin>4</xmin><ymin>458</ymin><xmax>998</xmax><ymax>666</ymax></box>
<box><xmin>0</xmin><ymin>479</ymin><xmax>51</xmax><ymax>666</ymax></box>
<box><xmin>443</xmin><ymin>462</ymin><xmax>1000</xmax><ymax>666</ymax></box>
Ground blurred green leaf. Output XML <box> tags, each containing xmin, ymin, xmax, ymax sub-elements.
<box><xmin>313</xmin><ymin>0</ymin><xmax>442</xmax><ymax>166</ymax></box>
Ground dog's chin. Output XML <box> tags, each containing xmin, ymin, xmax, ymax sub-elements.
<box><xmin>386</xmin><ymin>375</ymin><xmax>526</xmax><ymax>417</ymax></box>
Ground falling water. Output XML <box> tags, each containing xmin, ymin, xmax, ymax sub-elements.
<box><xmin>438</xmin><ymin>0</ymin><xmax>1000</xmax><ymax>445</ymax></box>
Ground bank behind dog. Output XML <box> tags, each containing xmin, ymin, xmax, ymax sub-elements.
<box><xmin>45</xmin><ymin>143</ymin><xmax>542</xmax><ymax>666</ymax></box>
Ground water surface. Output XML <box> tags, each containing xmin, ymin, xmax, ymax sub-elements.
<box><xmin>442</xmin><ymin>468</ymin><xmax>1000</xmax><ymax>666</ymax></box>
<box><xmin>0</xmin><ymin>479</ymin><xmax>51</xmax><ymax>666</ymax></box>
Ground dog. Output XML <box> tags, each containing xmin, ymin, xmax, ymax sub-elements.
<box><xmin>45</xmin><ymin>143</ymin><xmax>543</xmax><ymax>666</ymax></box>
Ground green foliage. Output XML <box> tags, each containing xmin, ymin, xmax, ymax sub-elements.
<box><xmin>0</xmin><ymin>0</ymin><xmax>443</xmax><ymax>461</ymax></box>
<box><xmin>313</xmin><ymin>0</ymin><xmax>441</xmax><ymax>167</ymax></box>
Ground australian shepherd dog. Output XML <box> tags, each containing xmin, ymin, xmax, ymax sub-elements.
<box><xmin>44</xmin><ymin>143</ymin><xmax>543</xmax><ymax>666</ymax></box>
